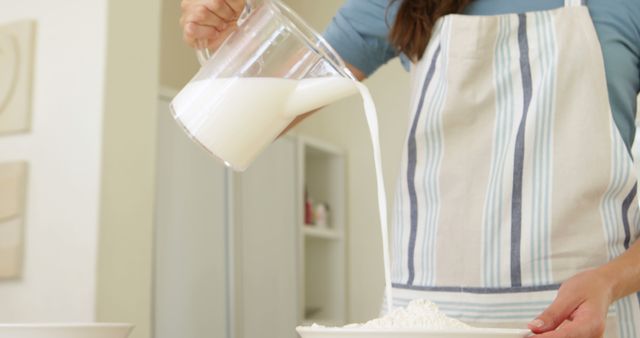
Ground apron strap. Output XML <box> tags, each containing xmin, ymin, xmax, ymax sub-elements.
<box><xmin>565</xmin><ymin>0</ymin><xmax>586</xmax><ymax>7</ymax></box>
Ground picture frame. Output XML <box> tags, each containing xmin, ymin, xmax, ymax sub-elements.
<box><xmin>0</xmin><ymin>20</ymin><xmax>36</xmax><ymax>135</ymax></box>
<box><xmin>0</xmin><ymin>161</ymin><xmax>28</xmax><ymax>279</ymax></box>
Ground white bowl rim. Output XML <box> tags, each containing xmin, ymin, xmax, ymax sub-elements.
<box><xmin>0</xmin><ymin>323</ymin><xmax>133</xmax><ymax>329</ymax></box>
<box><xmin>296</xmin><ymin>326</ymin><xmax>531</xmax><ymax>334</ymax></box>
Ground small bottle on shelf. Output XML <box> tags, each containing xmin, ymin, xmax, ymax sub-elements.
<box><xmin>304</xmin><ymin>188</ymin><xmax>315</xmax><ymax>226</ymax></box>
<box><xmin>314</xmin><ymin>203</ymin><xmax>330</xmax><ymax>229</ymax></box>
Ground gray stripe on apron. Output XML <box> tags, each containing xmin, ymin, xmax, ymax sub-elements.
<box><xmin>622</xmin><ymin>184</ymin><xmax>639</xmax><ymax>309</ymax></box>
<box><xmin>407</xmin><ymin>45</ymin><xmax>442</xmax><ymax>286</ymax></box>
<box><xmin>622</xmin><ymin>184</ymin><xmax>637</xmax><ymax>250</ymax></box>
<box><xmin>511</xmin><ymin>13</ymin><xmax>533</xmax><ymax>288</ymax></box>
<box><xmin>393</xmin><ymin>282</ymin><xmax>560</xmax><ymax>294</ymax></box>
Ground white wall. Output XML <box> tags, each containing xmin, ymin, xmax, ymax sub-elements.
<box><xmin>96</xmin><ymin>1</ymin><xmax>160</xmax><ymax>338</ymax></box>
<box><xmin>159</xmin><ymin>0</ymin><xmax>200</xmax><ymax>90</ymax></box>
<box><xmin>0</xmin><ymin>0</ymin><xmax>106</xmax><ymax>321</ymax></box>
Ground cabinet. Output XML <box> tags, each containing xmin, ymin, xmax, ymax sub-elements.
<box><xmin>154</xmin><ymin>96</ymin><xmax>229</xmax><ymax>338</ymax></box>
<box><xmin>297</xmin><ymin>136</ymin><xmax>347</xmax><ymax>326</ymax></box>
<box><xmin>232</xmin><ymin>136</ymin><xmax>298</xmax><ymax>338</ymax></box>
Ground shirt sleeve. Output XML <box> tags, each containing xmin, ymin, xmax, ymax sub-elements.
<box><xmin>617</xmin><ymin>0</ymin><xmax>640</xmax><ymax>125</ymax></box>
<box><xmin>634</xmin><ymin>5</ymin><xmax>640</xmax><ymax>99</ymax></box>
<box><xmin>624</xmin><ymin>0</ymin><xmax>640</xmax><ymax>96</ymax></box>
<box><xmin>323</xmin><ymin>0</ymin><xmax>405</xmax><ymax>76</ymax></box>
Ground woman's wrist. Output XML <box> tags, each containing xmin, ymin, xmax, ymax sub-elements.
<box><xmin>593</xmin><ymin>264</ymin><xmax>621</xmax><ymax>304</ymax></box>
<box><xmin>595</xmin><ymin>243</ymin><xmax>640</xmax><ymax>302</ymax></box>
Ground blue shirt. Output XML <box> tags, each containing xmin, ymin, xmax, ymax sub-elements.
<box><xmin>324</xmin><ymin>0</ymin><xmax>640</xmax><ymax>148</ymax></box>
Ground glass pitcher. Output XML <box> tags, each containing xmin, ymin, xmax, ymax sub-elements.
<box><xmin>171</xmin><ymin>0</ymin><xmax>358</xmax><ymax>171</ymax></box>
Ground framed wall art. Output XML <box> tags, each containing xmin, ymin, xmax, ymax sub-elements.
<box><xmin>0</xmin><ymin>161</ymin><xmax>28</xmax><ymax>279</ymax></box>
<box><xmin>0</xmin><ymin>20</ymin><xmax>36</xmax><ymax>135</ymax></box>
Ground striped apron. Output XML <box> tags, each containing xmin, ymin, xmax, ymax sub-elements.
<box><xmin>389</xmin><ymin>0</ymin><xmax>640</xmax><ymax>336</ymax></box>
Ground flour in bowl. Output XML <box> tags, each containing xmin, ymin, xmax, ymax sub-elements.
<box><xmin>310</xmin><ymin>299</ymin><xmax>471</xmax><ymax>330</ymax></box>
<box><xmin>357</xmin><ymin>299</ymin><xmax>471</xmax><ymax>330</ymax></box>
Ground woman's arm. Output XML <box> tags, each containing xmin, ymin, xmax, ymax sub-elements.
<box><xmin>529</xmin><ymin>239</ymin><xmax>640</xmax><ymax>337</ymax></box>
<box><xmin>600</xmin><ymin>239</ymin><xmax>640</xmax><ymax>301</ymax></box>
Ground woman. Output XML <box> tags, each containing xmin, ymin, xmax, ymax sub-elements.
<box><xmin>180</xmin><ymin>0</ymin><xmax>640</xmax><ymax>337</ymax></box>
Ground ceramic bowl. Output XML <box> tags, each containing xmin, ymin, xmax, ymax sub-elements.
<box><xmin>296</xmin><ymin>326</ymin><xmax>532</xmax><ymax>338</ymax></box>
<box><xmin>0</xmin><ymin>323</ymin><xmax>133</xmax><ymax>338</ymax></box>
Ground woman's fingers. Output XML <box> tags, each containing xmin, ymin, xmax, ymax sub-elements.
<box><xmin>183</xmin><ymin>4</ymin><xmax>230</xmax><ymax>31</ymax></box>
<box><xmin>224</xmin><ymin>0</ymin><xmax>246</xmax><ymax>15</ymax></box>
<box><xmin>529</xmin><ymin>287</ymin><xmax>583</xmax><ymax>333</ymax></box>
<box><xmin>532</xmin><ymin>309</ymin><xmax>606</xmax><ymax>338</ymax></box>
<box><xmin>183</xmin><ymin>22</ymin><xmax>219</xmax><ymax>48</ymax></box>
<box><xmin>532</xmin><ymin>321</ymin><xmax>591</xmax><ymax>338</ymax></box>
<box><xmin>180</xmin><ymin>0</ymin><xmax>246</xmax><ymax>49</ymax></box>
<box><xmin>197</xmin><ymin>0</ymin><xmax>237</xmax><ymax>22</ymax></box>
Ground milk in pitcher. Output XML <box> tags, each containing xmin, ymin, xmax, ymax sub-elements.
<box><xmin>171</xmin><ymin>76</ymin><xmax>357</xmax><ymax>171</ymax></box>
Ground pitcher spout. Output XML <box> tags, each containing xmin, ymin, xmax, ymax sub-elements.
<box><xmin>283</xmin><ymin>77</ymin><xmax>359</xmax><ymax>118</ymax></box>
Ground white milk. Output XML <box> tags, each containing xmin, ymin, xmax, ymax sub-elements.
<box><xmin>171</xmin><ymin>77</ymin><xmax>357</xmax><ymax>171</ymax></box>
<box><xmin>355</xmin><ymin>83</ymin><xmax>394</xmax><ymax>313</ymax></box>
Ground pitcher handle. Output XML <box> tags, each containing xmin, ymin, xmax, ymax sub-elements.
<box><xmin>196</xmin><ymin>0</ymin><xmax>257</xmax><ymax>65</ymax></box>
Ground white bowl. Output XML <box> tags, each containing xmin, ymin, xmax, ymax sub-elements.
<box><xmin>0</xmin><ymin>323</ymin><xmax>134</xmax><ymax>338</ymax></box>
<box><xmin>296</xmin><ymin>326</ymin><xmax>532</xmax><ymax>338</ymax></box>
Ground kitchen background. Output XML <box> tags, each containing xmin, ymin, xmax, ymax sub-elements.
<box><xmin>0</xmin><ymin>1</ymin><xmax>637</xmax><ymax>338</ymax></box>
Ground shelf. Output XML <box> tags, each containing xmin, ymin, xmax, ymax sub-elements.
<box><xmin>303</xmin><ymin>226</ymin><xmax>343</xmax><ymax>240</ymax></box>
<box><xmin>298</xmin><ymin>135</ymin><xmax>347</xmax><ymax>326</ymax></box>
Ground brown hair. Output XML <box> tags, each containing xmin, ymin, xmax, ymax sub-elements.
<box><xmin>389</xmin><ymin>0</ymin><xmax>472</xmax><ymax>61</ymax></box>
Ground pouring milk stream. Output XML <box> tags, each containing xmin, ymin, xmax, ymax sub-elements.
<box><xmin>171</xmin><ymin>0</ymin><xmax>394</xmax><ymax>313</ymax></box>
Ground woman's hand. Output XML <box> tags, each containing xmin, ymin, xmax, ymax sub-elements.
<box><xmin>180</xmin><ymin>0</ymin><xmax>245</xmax><ymax>51</ymax></box>
<box><xmin>528</xmin><ymin>268</ymin><xmax>614</xmax><ymax>338</ymax></box>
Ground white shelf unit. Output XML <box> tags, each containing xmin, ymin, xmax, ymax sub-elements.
<box><xmin>297</xmin><ymin>136</ymin><xmax>347</xmax><ymax>326</ymax></box>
